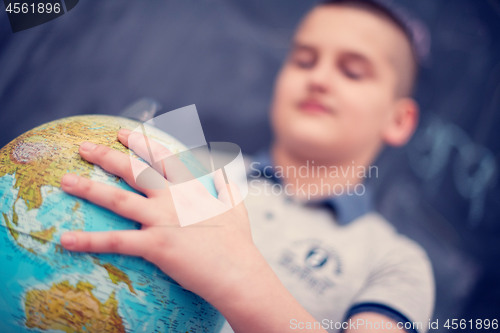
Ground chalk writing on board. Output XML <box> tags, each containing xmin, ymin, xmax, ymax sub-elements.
<box><xmin>407</xmin><ymin>115</ymin><xmax>497</xmax><ymax>227</ymax></box>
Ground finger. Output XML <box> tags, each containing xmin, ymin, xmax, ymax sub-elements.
<box><xmin>60</xmin><ymin>230</ymin><xmax>147</xmax><ymax>257</ymax></box>
<box><xmin>61</xmin><ymin>173</ymin><xmax>159</xmax><ymax>225</ymax></box>
<box><xmin>79</xmin><ymin>141</ymin><xmax>168</xmax><ymax>196</ymax></box>
<box><xmin>118</xmin><ymin>128</ymin><xmax>196</xmax><ymax>184</ymax></box>
<box><xmin>213</xmin><ymin>169</ymin><xmax>243</xmax><ymax>206</ymax></box>
<box><xmin>213</xmin><ymin>169</ymin><xmax>231</xmax><ymax>205</ymax></box>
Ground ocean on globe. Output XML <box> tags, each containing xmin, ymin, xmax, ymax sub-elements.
<box><xmin>0</xmin><ymin>115</ymin><xmax>224</xmax><ymax>333</ymax></box>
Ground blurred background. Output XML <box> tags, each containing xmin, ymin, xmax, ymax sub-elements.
<box><xmin>0</xmin><ymin>0</ymin><xmax>499</xmax><ymax>327</ymax></box>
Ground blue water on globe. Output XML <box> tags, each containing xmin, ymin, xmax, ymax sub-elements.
<box><xmin>0</xmin><ymin>115</ymin><xmax>224</xmax><ymax>333</ymax></box>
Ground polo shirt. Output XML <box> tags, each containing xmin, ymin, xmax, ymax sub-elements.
<box><xmin>220</xmin><ymin>152</ymin><xmax>434</xmax><ymax>333</ymax></box>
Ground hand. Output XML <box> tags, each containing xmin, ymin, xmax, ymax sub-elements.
<box><xmin>60</xmin><ymin>129</ymin><xmax>327</xmax><ymax>332</ymax></box>
<box><xmin>60</xmin><ymin>129</ymin><xmax>259</xmax><ymax>305</ymax></box>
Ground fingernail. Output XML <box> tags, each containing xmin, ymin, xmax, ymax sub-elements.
<box><xmin>80</xmin><ymin>142</ymin><xmax>96</xmax><ymax>151</ymax></box>
<box><xmin>61</xmin><ymin>233</ymin><xmax>76</xmax><ymax>248</ymax></box>
<box><xmin>62</xmin><ymin>174</ymin><xmax>78</xmax><ymax>187</ymax></box>
<box><xmin>118</xmin><ymin>128</ymin><xmax>131</xmax><ymax>138</ymax></box>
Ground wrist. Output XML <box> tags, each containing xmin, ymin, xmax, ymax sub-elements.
<box><xmin>203</xmin><ymin>244</ymin><xmax>267</xmax><ymax>307</ymax></box>
<box><xmin>210</xmin><ymin>249</ymin><xmax>309</xmax><ymax>332</ymax></box>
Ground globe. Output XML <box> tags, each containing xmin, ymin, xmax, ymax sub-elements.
<box><xmin>0</xmin><ymin>115</ymin><xmax>224</xmax><ymax>332</ymax></box>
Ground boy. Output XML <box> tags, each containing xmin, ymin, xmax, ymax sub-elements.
<box><xmin>59</xmin><ymin>0</ymin><xmax>434</xmax><ymax>332</ymax></box>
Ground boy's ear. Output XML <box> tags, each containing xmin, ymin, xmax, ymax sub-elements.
<box><xmin>382</xmin><ymin>98</ymin><xmax>419</xmax><ymax>147</ymax></box>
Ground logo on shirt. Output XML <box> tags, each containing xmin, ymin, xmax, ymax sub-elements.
<box><xmin>278</xmin><ymin>239</ymin><xmax>342</xmax><ymax>295</ymax></box>
<box><xmin>305</xmin><ymin>247</ymin><xmax>330</xmax><ymax>268</ymax></box>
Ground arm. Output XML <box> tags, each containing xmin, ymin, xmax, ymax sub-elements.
<box><xmin>60</xmin><ymin>129</ymin><xmax>326</xmax><ymax>333</ymax></box>
<box><xmin>342</xmin><ymin>218</ymin><xmax>435</xmax><ymax>333</ymax></box>
<box><xmin>345</xmin><ymin>313</ymin><xmax>406</xmax><ymax>333</ymax></box>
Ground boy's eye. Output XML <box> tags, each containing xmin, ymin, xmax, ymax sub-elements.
<box><xmin>292</xmin><ymin>57</ymin><xmax>315</xmax><ymax>69</ymax></box>
<box><xmin>341</xmin><ymin>65</ymin><xmax>366</xmax><ymax>80</ymax></box>
<box><xmin>340</xmin><ymin>62</ymin><xmax>369</xmax><ymax>80</ymax></box>
<box><xmin>338</xmin><ymin>55</ymin><xmax>372</xmax><ymax>81</ymax></box>
<box><xmin>289</xmin><ymin>47</ymin><xmax>316</xmax><ymax>69</ymax></box>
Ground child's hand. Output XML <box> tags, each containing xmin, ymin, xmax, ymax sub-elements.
<box><xmin>60</xmin><ymin>129</ymin><xmax>258</xmax><ymax>306</ymax></box>
<box><xmin>60</xmin><ymin>129</ymin><xmax>326</xmax><ymax>332</ymax></box>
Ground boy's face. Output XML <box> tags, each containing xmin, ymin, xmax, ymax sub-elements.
<box><xmin>271</xmin><ymin>4</ymin><xmax>415</xmax><ymax>163</ymax></box>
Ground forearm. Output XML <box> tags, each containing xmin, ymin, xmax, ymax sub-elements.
<box><xmin>210</xmin><ymin>250</ymin><xmax>326</xmax><ymax>333</ymax></box>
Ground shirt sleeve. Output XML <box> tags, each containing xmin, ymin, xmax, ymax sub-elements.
<box><xmin>346</xmin><ymin>231</ymin><xmax>435</xmax><ymax>333</ymax></box>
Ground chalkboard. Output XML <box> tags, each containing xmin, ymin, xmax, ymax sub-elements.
<box><xmin>375</xmin><ymin>0</ymin><xmax>500</xmax><ymax>321</ymax></box>
<box><xmin>0</xmin><ymin>0</ymin><xmax>499</xmax><ymax>324</ymax></box>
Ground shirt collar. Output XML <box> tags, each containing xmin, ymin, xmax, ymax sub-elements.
<box><xmin>249</xmin><ymin>150</ymin><xmax>374</xmax><ymax>225</ymax></box>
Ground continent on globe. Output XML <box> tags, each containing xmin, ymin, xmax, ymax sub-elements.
<box><xmin>25</xmin><ymin>280</ymin><xmax>125</xmax><ymax>333</ymax></box>
<box><xmin>0</xmin><ymin>115</ymin><xmax>225</xmax><ymax>333</ymax></box>
<box><xmin>93</xmin><ymin>257</ymin><xmax>137</xmax><ymax>295</ymax></box>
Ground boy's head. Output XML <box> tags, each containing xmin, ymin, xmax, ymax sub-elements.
<box><xmin>271</xmin><ymin>0</ymin><xmax>423</xmax><ymax>165</ymax></box>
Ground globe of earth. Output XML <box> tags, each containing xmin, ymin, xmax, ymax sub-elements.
<box><xmin>0</xmin><ymin>115</ymin><xmax>224</xmax><ymax>333</ymax></box>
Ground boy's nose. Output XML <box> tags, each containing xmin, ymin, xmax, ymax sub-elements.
<box><xmin>306</xmin><ymin>63</ymin><xmax>331</xmax><ymax>94</ymax></box>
